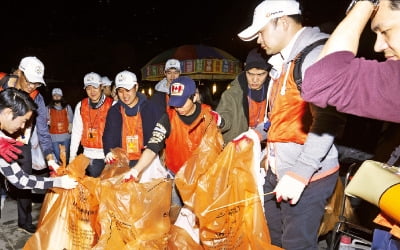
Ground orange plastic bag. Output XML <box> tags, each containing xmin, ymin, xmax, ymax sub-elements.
<box><xmin>24</xmin><ymin>154</ymin><xmax>101</xmax><ymax>250</ymax></box>
<box><xmin>95</xmin><ymin>147</ymin><xmax>172</xmax><ymax>249</ymax></box>
<box><xmin>99</xmin><ymin>147</ymin><xmax>131</xmax><ymax>180</ymax></box>
<box><xmin>168</xmin><ymin>225</ymin><xmax>203</xmax><ymax>250</ymax></box>
<box><xmin>93</xmin><ymin>176</ymin><xmax>172</xmax><ymax>249</ymax></box>
<box><xmin>176</xmin><ymin>131</ymin><xmax>281</xmax><ymax>249</ymax></box>
<box><xmin>174</xmin><ymin>116</ymin><xmax>224</xmax><ymax>210</ymax></box>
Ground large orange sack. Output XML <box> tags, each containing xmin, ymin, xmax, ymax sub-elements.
<box><xmin>93</xmin><ymin>176</ymin><xmax>172</xmax><ymax>249</ymax></box>
<box><xmin>175</xmin><ymin>127</ymin><xmax>281</xmax><ymax>249</ymax></box>
<box><xmin>24</xmin><ymin>154</ymin><xmax>101</xmax><ymax>250</ymax></box>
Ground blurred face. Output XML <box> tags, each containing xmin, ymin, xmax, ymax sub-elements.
<box><xmin>246</xmin><ymin>68</ymin><xmax>268</xmax><ymax>90</ymax></box>
<box><xmin>173</xmin><ymin>96</ymin><xmax>197</xmax><ymax>116</ymax></box>
<box><xmin>103</xmin><ymin>85</ymin><xmax>112</xmax><ymax>97</ymax></box>
<box><xmin>85</xmin><ymin>85</ymin><xmax>102</xmax><ymax>102</ymax></box>
<box><xmin>371</xmin><ymin>0</ymin><xmax>400</xmax><ymax>60</ymax></box>
<box><xmin>52</xmin><ymin>94</ymin><xmax>62</xmax><ymax>101</ymax></box>
<box><xmin>111</xmin><ymin>85</ymin><xmax>118</xmax><ymax>101</ymax></box>
<box><xmin>165</xmin><ymin>69</ymin><xmax>180</xmax><ymax>86</ymax></box>
<box><xmin>16</xmin><ymin>71</ymin><xmax>42</xmax><ymax>94</ymax></box>
<box><xmin>0</xmin><ymin>108</ymin><xmax>32</xmax><ymax>134</ymax></box>
<box><xmin>257</xmin><ymin>18</ymin><xmax>287</xmax><ymax>55</ymax></box>
<box><xmin>117</xmin><ymin>86</ymin><xmax>138</xmax><ymax>107</ymax></box>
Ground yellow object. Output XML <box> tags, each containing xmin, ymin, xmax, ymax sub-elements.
<box><xmin>379</xmin><ymin>184</ymin><xmax>400</xmax><ymax>222</ymax></box>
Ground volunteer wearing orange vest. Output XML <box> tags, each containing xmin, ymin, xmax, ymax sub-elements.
<box><xmin>69</xmin><ymin>72</ymin><xmax>113</xmax><ymax>177</ymax></box>
<box><xmin>217</xmin><ymin>47</ymin><xmax>271</xmax><ymax>144</ymax></box>
<box><xmin>47</xmin><ymin>88</ymin><xmax>73</xmax><ymax>164</ymax></box>
<box><xmin>0</xmin><ymin>56</ymin><xmax>59</xmax><ymax>234</ymax></box>
<box><xmin>124</xmin><ymin>76</ymin><xmax>218</xmax><ymax>206</ymax></box>
<box><xmin>103</xmin><ymin>70</ymin><xmax>163</xmax><ymax>166</ymax></box>
<box><xmin>238</xmin><ymin>1</ymin><xmax>346</xmax><ymax>249</ymax></box>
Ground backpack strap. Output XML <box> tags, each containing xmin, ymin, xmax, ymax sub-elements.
<box><xmin>293</xmin><ymin>38</ymin><xmax>328</xmax><ymax>91</ymax></box>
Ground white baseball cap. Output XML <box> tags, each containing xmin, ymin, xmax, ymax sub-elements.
<box><xmin>115</xmin><ymin>70</ymin><xmax>138</xmax><ymax>90</ymax></box>
<box><xmin>101</xmin><ymin>76</ymin><xmax>112</xmax><ymax>86</ymax></box>
<box><xmin>52</xmin><ymin>88</ymin><xmax>63</xmax><ymax>96</ymax></box>
<box><xmin>238</xmin><ymin>0</ymin><xmax>301</xmax><ymax>41</ymax></box>
<box><xmin>165</xmin><ymin>59</ymin><xmax>181</xmax><ymax>71</ymax></box>
<box><xmin>18</xmin><ymin>56</ymin><xmax>46</xmax><ymax>85</ymax></box>
<box><xmin>83</xmin><ymin>72</ymin><xmax>101</xmax><ymax>89</ymax></box>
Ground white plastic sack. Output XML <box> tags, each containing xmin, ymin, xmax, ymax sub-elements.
<box><xmin>174</xmin><ymin>206</ymin><xmax>200</xmax><ymax>244</ymax></box>
<box><xmin>31</xmin><ymin>126</ymin><xmax>46</xmax><ymax>170</ymax></box>
<box><xmin>139</xmin><ymin>156</ymin><xmax>168</xmax><ymax>183</ymax></box>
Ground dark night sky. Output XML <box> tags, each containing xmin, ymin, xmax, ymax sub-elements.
<box><xmin>1</xmin><ymin>0</ymin><xmax>391</xmax><ymax>155</ymax></box>
<box><xmin>0</xmin><ymin>0</ymin><xmax>357</xmax><ymax>103</ymax></box>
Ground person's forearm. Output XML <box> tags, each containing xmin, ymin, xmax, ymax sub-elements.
<box><xmin>132</xmin><ymin>148</ymin><xmax>156</xmax><ymax>174</ymax></box>
<box><xmin>318</xmin><ymin>1</ymin><xmax>376</xmax><ymax>59</ymax></box>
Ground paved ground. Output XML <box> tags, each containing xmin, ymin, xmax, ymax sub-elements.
<box><xmin>0</xmin><ymin>194</ymin><xmax>42</xmax><ymax>250</ymax></box>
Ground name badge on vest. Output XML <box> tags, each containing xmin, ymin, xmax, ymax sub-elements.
<box><xmin>87</xmin><ymin>128</ymin><xmax>98</xmax><ymax>141</ymax></box>
<box><xmin>126</xmin><ymin>135</ymin><xmax>139</xmax><ymax>154</ymax></box>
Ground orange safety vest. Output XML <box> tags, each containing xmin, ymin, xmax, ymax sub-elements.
<box><xmin>80</xmin><ymin>97</ymin><xmax>113</xmax><ymax>148</ymax></box>
<box><xmin>165</xmin><ymin>104</ymin><xmax>213</xmax><ymax>174</ymax></box>
<box><xmin>121</xmin><ymin>107</ymin><xmax>144</xmax><ymax>161</ymax></box>
<box><xmin>248</xmin><ymin>97</ymin><xmax>267</xmax><ymax>128</ymax></box>
<box><xmin>267</xmin><ymin>62</ymin><xmax>311</xmax><ymax>144</ymax></box>
<box><xmin>49</xmin><ymin>108</ymin><xmax>69</xmax><ymax>134</ymax></box>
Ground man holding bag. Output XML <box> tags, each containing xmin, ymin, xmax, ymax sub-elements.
<box><xmin>238</xmin><ymin>1</ymin><xmax>346</xmax><ymax>248</ymax></box>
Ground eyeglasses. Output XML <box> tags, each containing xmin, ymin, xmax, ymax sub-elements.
<box><xmin>22</xmin><ymin>73</ymin><xmax>42</xmax><ymax>88</ymax></box>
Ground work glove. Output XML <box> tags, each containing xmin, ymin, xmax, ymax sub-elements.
<box><xmin>274</xmin><ymin>175</ymin><xmax>306</xmax><ymax>205</ymax></box>
<box><xmin>123</xmin><ymin>168</ymin><xmax>139</xmax><ymax>182</ymax></box>
<box><xmin>53</xmin><ymin>175</ymin><xmax>78</xmax><ymax>189</ymax></box>
<box><xmin>47</xmin><ymin>160</ymin><xmax>60</xmax><ymax>176</ymax></box>
<box><xmin>0</xmin><ymin>137</ymin><xmax>23</xmax><ymax>163</ymax></box>
<box><xmin>104</xmin><ymin>152</ymin><xmax>116</xmax><ymax>164</ymax></box>
<box><xmin>210</xmin><ymin>110</ymin><xmax>223</xmax><ymax>127</ymax></box>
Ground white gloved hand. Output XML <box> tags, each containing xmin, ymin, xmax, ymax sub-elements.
<box><xmin>273</xmin><ymin>175</ymin><xmax>306</xmax><ymax>205</ymax></box>
<box><xmin>53</xmin><ymin>175</ymin><xmax>78</xmax><ymax>189</ymax></box>
<box><xmin>123</xmin><ymin>168</ymin><xmax>139</xmax><ymax>182</ymax></box>
<box><xmin>47</xmin><ymin>159</ymin><xmax>60</xmax><ymax>173</ymax></box>
<box><xmin>104</xmin><ymin>152</ymin><xmax>116</xmax><ymax>164</ymax></box>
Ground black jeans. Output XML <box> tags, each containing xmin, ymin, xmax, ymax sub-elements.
<box><xmin>263</xmin><ymin>168</ymin><xmax>338</xmax><ymax>250</ymax></box>
<box><xmin>10</xmin><ymin>144</ymin><xmax>33</xmax><ymax>227</ymax></box>
<box><xmin>85</xmin><ymin>158</ymin><xmax>106</xmax><ymax>177</ymax></box>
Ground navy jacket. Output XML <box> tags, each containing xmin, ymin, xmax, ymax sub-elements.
<box><xmin>103</xmin><ymin>93</ymin><xmax>164</xmax><ymax>155</ymax></box>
